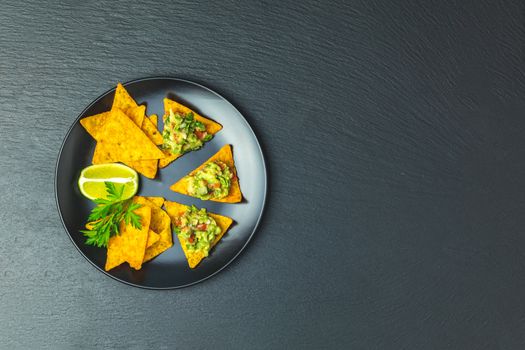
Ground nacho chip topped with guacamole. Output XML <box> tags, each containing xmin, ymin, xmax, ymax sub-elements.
<box><xmin>159</xmin><ymin>98</ymin><xmax>222</xmax><ymax>168</ymax></box>
<box><xmin>169</xmin><ymin>144</ymin><xmax>242</xmax><ymax>203</ymax></box>
<box><xmin>164</xmin><ymin>201</ymin><xmax>233</xmax><ymax>268</ymax></box>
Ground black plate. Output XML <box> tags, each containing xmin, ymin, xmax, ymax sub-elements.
<box><xmin>55</xmin><ymin>77</ymin><xmax>267</xmax><ymax>289</ymax></box>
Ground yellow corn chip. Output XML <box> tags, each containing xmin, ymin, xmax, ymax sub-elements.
<box><xmin>93</xmin><ymin>109</ymin><xmax>165</xmax><ymax>162</ymax></box>
<box><xmin>158</xmin><ymin>98</ymin><xmax>222</xmax><ymax>169</ymax></box>
<box><xmin>80</xmin><ymin>111</ymin><xmax>111</xmax><ymax>138</ymax></box>
<box><xmin>105</xmin><ymin>205</ymin><xmax>151</xmax><ymax>271</ymax></box>
<box><xmin>143</xmin><ymin>226</ymin><xmax>172</xmax><ymax>263</ymax></box>
<box><xmin>123</xmin><ymin>107</ymin><xmax>158</xmax><ymax>179</ymax></box>
<box><xmin>169</xmin><ymin>144</ymin><xmax>242</xmax><ymax>203</ymax></box>
<box><xmin>112</xmin><ymin>83</ymin><xmax>138</xmax><ymax>112</ymax></box>
<box><xmin>164</xmin><ymin>201</ymin><xmax>233</xmax><ymax>268</ymax></box>
<box><xmin>81</xmin><ymin>106</ymin><xmax>144</xmax><ymax>139</ymax></box>
<box><xmin>125</xmin><ymin>107</ymin><xmax>160</xmax><ymax>177</ymax></box>
<box><xmin>149</xmin><ymin>114</ymin><xmax>158</xmax><ymax>127</ymax></box>
<box><xmin>125</xmin><ymin>105</ymin><xmax>145</xmax><ymax>127</ymax></box>
<box><xmin>144</xmin><ymin>196</ymin><xmax>164</xmax><ymax>207</ymax></box>
<box><xmin>141</xmin><ymin>117</ymin><xmax>163</xmax><ymax>145</ymax></box>
<box><xmin>133</xmin><ymin>196</ymin><xmax>173</xmax><ymax>262</ymax></box>
<box><xmin>146</xmin><ymin>230</ymin><xmax>160</xmax><ymax>248</ymax></box>
<box><xmin>119</xmin><ymin>109</ymin><xmax>160</xmax><ymax>178</ymax></box>
<box><xmin>159</xmin><ymin>149</ymin><xmax>181</xmax><ymax>169</ymax></box>
<box><xmin>123</xmin><ymin>159</ymin><xmax>158</xmax><ymax>179</ymax></box>
<box><xmin>81</xmin><ymin>107</ymin><xmax>143</xmax><ymax>136</ymax></box>
<box><xmin>134</xmin><ymin>197</ymin><xmax>170</xmax><ymax>233</ymax></box>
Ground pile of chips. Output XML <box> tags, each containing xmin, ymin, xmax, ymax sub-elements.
<box><xmin>105</xmin><ymin>196</ymin><xmax>173</xmax><ymax>271</ymax></box>
<box><xmin>80</xmin><ymin>83</ymin><xmax>165</xmax><ymax>179</ymax></box>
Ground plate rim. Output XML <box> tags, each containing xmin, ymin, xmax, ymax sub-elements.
<box><xmin>54</xmin><ymin>76</ymin><xmax>268</xmax><ymax>290</ymax></box>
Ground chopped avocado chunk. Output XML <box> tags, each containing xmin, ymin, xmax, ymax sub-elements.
<box><xmin>187</xmin><ymin>161</ymin><xmax>232</xmax><ymax>200</ymax></box>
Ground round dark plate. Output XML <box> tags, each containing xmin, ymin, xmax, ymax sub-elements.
<box><xmin>55</xmin><ymin>77</ymin><xmax>267</xmax><ymax>289</ymax></box>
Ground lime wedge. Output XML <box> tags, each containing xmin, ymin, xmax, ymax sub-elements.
<box><xmin>78</xmin><ymin>163</ymin><xmax>139</xmax><ymax>201</ymax></box>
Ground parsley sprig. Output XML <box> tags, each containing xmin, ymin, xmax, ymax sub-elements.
<box><xmin>81</xmin><ymin>182</ymin><xmax>142</xmax><ymax>248</ymax></box>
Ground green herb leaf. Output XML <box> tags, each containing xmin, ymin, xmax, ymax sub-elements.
<box><xmin>194</xmin><ymin>121</ymin><xmax>205</xmax><ymax>130</ymax></box>
<box><xmin>81</xmin><ymin>182</ymin><xmax>142</xmax><ymax>248</ymax></box>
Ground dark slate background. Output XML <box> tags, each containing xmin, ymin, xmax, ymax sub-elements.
<box><xmin>1</xmin><ymin>0</ymin><xmax>525</xmax><ymax>348</ymax></box>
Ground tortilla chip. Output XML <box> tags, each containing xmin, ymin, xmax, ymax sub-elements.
<box><xmin>92</xmin><ymin>109</ymin><xmax>165</xmax><ymax>162</ymax></box>
<box><xmin>149</xmin><ymin>114</ymin><xmax>158</xmax><ymax>127</ymax></box>
<box><xmin>164</xmin><ymin>201</ymin><xmax>233</xmax><ymax>268</ymax></box>
<box><xmin>158</xmin><ymin>98</ymin><xmax>223</xmax><ymax>169</ymax></box>
<box><xmin>123</xmin><ymin>159</ymin><xmax>158</xmax><ymax>179</ymax></box>
<box><xmin>143</xmin><ymin>227</ymin><xmax>172</xmax><ymax>263</ymax></box>
<box><xmin>134</xmin><ymin>197</ymin><xmax>168</xmax><ymax>230</ymax></box>
<box><xmin>133</xmin><ymin>197</ymin><xmax>173</xmax><ymax>262</ymax></box>
<box><xmin>119</xmin><ymin>107</ymin><xmax>160</xmax><ymax>177</ymax></box>
<box><xmin>105</xmin><ymin>205</ymin><xmax>151</xmax><ymax>271</ymax></box>
<box><xmin>125</xmin><ymin>105</ymin><xmax>145</xmax><ymax>127</ymax></box>
<box><xmin>134</xmin><ymin>197</ymin><xmax>170</xmax><ymax>232</ymax></box>
<box><xmin>169</xmin><ymin>145</ymin><xmax>242</xmax><ymax>203</ymax></box>
<box><xmin>144</xmin><ymin>196</ymin><xmax>164</xmax><ymax>207</ymax></box>
<box><xmin>159</xmin><ymin>149</ymin><xmax>181</xmax><ymax>169</ymax></box>
<box><xmin>120</xmin><ymin>114</ymin><xmax>162</xmax><ymax>176</ymax></box>
<box><xmin>112</xmin><ymin>83</ymin><xmax>138</xmax><ymax>113</ymax></box>
<box><xmin>80</xmin><ymin>111</ymin><xmax>111</xmax><ymax>139</ymax></box>
<box><xmin>80</xmin><ymin>107</ymin><xmax>143</xmax><ymax>139</ymax></box>
<box><xmin>146</xmin><ymin>230</ymin><xmax>160</xmax><ymax>248</ymax></box>
<box><xmin>141</xmin><ymin>117</ymin><xmax>162</xmax><ymax>145</ymax></box>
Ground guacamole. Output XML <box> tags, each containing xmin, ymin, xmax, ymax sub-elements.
<box><xmin>187</xmin><ymin>161</ymin><xmax>233</xmax><ymax>200</ymax></box>
<box><xmin>162</xmin><ymin>109</ymin><xmax>212</xmax><ymax>155</ymax></box>
<box><xmin>174</xmin><ymin>205</ymin><xmax>222</xmax><ymax>256</ymax></box>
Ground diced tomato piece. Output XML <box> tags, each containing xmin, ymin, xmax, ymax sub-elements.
<box><xmin>188</xmin><ymin>235</ymin><xmax>195</xmax><ymax>243</ymax></box>
<box><xmin>196</xmin><ymin>223</ymin><xmax>207</xmax><ymax>230</ymax></box>
<box><xmin>195</xmin><ymin>130</ymin><xmax>206</xmax><ymax>140</ymax></box>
